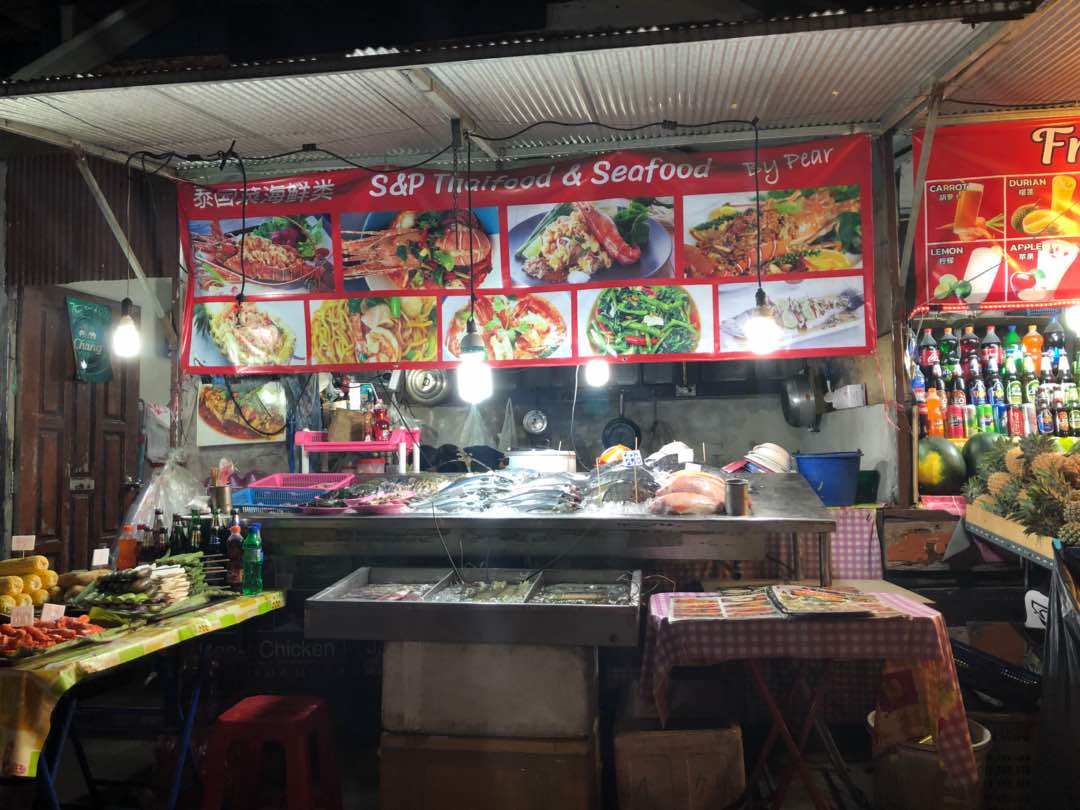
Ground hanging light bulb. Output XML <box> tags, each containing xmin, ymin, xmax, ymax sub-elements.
<box><xmin>111</xmin><ymin>297</ymin><xmax>141</xmax><ymax>359</ymax></box>
<box><xmin>583</xmin><ymin>358</ymin><xmax>610</xmax><ymax>387</ymax></box>
<box><xmin>744</xmin><ymin>288</ymin><xmax>781</xmax><ymax>355</ymax></box>
<box><xmin>456</xmin><ymin>318</ymin><xmax>492</xmax><ymax>403</ymax></box>
<box><xmin>1064</xmin><ymin>304</ymin><xmax>1080</xmax><ymax>334</ymax></box>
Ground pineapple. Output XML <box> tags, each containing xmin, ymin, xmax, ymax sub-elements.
<box><xmin>1063</xmin><ymin>454</ymin><xmax>1080</xmax><ymax>487</ymax></box>
<box><xmin>1058</xmin><ymin>521</ymin><xmax>1080</xmax><ymax>546</ymax></box>
<box><xmin>1031</xmin><ymin>452</ymin><xmax>1067</xmax><ymax>476</ymax></box>
<box><xmin>1005</xmin><ymin>446</ymin><xmax>1025</xmax><ymax>477</ymax></box>
<box><xmin>1018</xmin><ymin>434</ymin><xmax>1060</xmax><ymax>478</ymax></box>
<box><xmin>987</xmin><ymin>472</ymin><xmax>1012</xmax><ymax>497</ymax></box>
<box><xmin>1064</xmin><ymin>497</ymin><xmax>1080</xmax><ymax>525</ymax></box>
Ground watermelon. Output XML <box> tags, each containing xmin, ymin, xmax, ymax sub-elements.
<box><xmin>962</xmin><ymin>433</ymin><xmax>1004</xmax><ymax>479</ymax></box>
<box><xmin>918</xmin><ymin>437</ymin><xmax>967</xmax><ymax>495</ymax></box>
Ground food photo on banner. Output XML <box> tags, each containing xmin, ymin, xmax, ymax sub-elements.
<box><xmin>178</xmin><ymin>135</ymin><xmax>876</xmax><ymax>374</ymax></box>
<box><xmin>914</xmin><ymin>118</ymin><xmax>1080</xmax><ymax>312</ymax></box>
<box><xmin>196</xmin><ymin>380</ymin><xmax>287</xmax><ymax>446</ymax></box>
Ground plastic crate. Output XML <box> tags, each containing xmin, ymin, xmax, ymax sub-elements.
<box><xmin>950</xmin><ymin>639</ymin><xmax>1041</xmax><ymax>710</ymax></box>
<box><xmin>231</xmin><ymin>488</ymin><xmax>309</xmax><ymax>512</ymax></box>
<box><xmin>248</xmin><ymin>473</ymin><xmax>354</xmax><ymax>491</ymax></box>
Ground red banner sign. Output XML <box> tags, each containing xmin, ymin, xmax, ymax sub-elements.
<box><xmin>179</xmin><ymin>135</ymin><xmax>876</xmax><ymax>375</ymax></box>
<box><xmin>914</xmin><ymin>118</ymin><xmax>1080</xmax><ymax>313</ymax></box>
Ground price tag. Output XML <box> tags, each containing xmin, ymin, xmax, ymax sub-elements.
<box><xmin>684</xmin><ymin>462</ymin><xmax>702</xmax><ymax>473</ymax></box>
<box><xmin>623</xmin><ymin>449</ymin><xmax>643</xmax><ymax>467</ymax></box>
<box><xmin>9</xmin><ymin>605</ymin><xmax>33</xmax><ymax>627</ymax></box>
<box><xmin>40</xmin><ymin>603</ymin><xmax>65</xmax><ymax>622</ymax></box>
<box><xmin>11</xmin><ymin>535</ymin><xmax>35</xmax><ymax>552</ymax></box>
<box><xmin>91</xmin><ymin>547</ymin><xmax>110</xmax><ymax>567</ymax></box>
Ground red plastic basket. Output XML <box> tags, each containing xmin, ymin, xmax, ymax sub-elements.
<box><xmin>248</xmin><ymin>473</ymin><xmax>354</xmax><ymax>491</ymax></box>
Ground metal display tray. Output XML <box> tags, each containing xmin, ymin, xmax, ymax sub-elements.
<box><xmin>305</xmin><ymin>567</ymin><xmax>642</xmax><ymax>647</ymax></box>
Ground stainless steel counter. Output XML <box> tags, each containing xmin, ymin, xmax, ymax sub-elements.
<box><xmin>256</xmin><ymin>473</ymin><xmax>836</xmax><ymax>584</ymax></box>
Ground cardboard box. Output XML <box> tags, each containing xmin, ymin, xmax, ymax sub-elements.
<box><xmin>379</xmin><ymin>733</ymin><xmax>597</xmax><ymax>810</ymax></box>
<box><xmin>327</xmin><ymin>409</ymin><xmax>370</xmax><ymax>442</ymax></box>
<box><xmin>615</xmin><ymin>727</ymin><xmax>745</xmax><ymax>810</ymax></box>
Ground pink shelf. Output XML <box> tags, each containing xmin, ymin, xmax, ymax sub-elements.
<box><xmin>295</xmin><ymin>428</ymin><xmax>421</xmax><ymax>454</ymax></box>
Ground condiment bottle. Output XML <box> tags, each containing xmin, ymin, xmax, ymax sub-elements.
<box><xmin>227</xmin><ymin>524</ymin><xmax>244</xmax><ymax>591</ymax></box>
<box><xmin>114</xmin><ymin>523</ymin><xmax>139</xmax><ymax>571</ymax></box>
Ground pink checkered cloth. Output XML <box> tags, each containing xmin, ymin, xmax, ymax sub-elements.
<box><xmin>641</xmin><ymin>591</ymin><xmax>978</xmax><ymax>787</ymax></box>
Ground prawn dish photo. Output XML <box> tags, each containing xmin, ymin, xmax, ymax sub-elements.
<box><xmin>190</xmin><ymin>215</ymin><xmax>333</xmax><ymax>296</ymax></box>
<box><xmin>508</xmin><ymin>197</ymin><xmax>673</xmax><ymax>286</ymax></box>
<box><xmin>683</xmin><ymin>186</ymin><xmax>862</xmax><ymax>278</ymax></box>
<box><xmin>192</xmin><ymin>301</ymin><xmax>303</xmax><ymax>368</ymax></box>
<box><xmin>444</xmin><ymin>293</ymin><xmax>569</xmax><ymax>361</ymax></box>
<box><xmin>341</xmin><ymin>209</ymin><xmax>497</xmax><ymax>291</ymax></box>
<box><xmin>309</xmin><ymin>297</ymin><xmax>437</xmax><ymax>365</ymax></box>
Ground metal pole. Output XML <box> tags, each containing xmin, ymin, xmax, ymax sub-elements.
<box><xmin>898</xmin><ymin>87</ymin><xmax>943</xmax><ymax>291</ymax></box>
<box><xmin>72</xmin><ymin>153</ymin><xmax>178</xmax><ymax>347</ymax></box>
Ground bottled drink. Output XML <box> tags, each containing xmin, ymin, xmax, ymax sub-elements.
<box><xmin>189</xmin><ymin>510</ymin><xmax>203</xmax><ymax>552</ymax></box>
<box><xmin>1003</xmin><ymin>324</ymin><xmax>1023</xmax><ymax>367</ymax></box>
<box><xmin>373</xmin><ymin>399</ymin><xmax>391</xmax><ymax>441</ymax></box>
<box><xmin>151</xmin><ymin>509</ymin><xmax>169</xmax><ymax>560</ymax></box>
<box><xmin>1040</xmin><ymin>351</ymin><xmax>1058</xmax><ymax>405</ymax></box>
<box><xmin>928</xmin><ymin>363</ymin><xmax>946</xmax><ymax>398</ymax></box>
<box><xmin>1037</xmin><ymin>388</ymin><xmax>1056</xmax><ymax>435</ymax></box>
<box><xmin>1008</xmin><ymin>404</ymin><xmax>1025</xmax><ymax>437</ymax></box>
<box><xmin>1004</xmin><ymin>358</ymin><xmax>1023</xmax><ymax>406</ymax></box>
<box><xmin>959</xmin><ymin>325</ymin><xmax>979</xmax><ymax>364</ymax></box>
<box><xmin>1022</xmin><ymin>355</ymin><xmax>1039</xmax><ymax>404</ymax></box>
<box><xmin>984</xmin><ymin>357</ymin><xmax>1005</xmax><ymax>405</ymax></box>
<box><xmin>242</xmin><ymin>523</ymin><xmax>264</xmax><ymax>596</ymax></box>
<box><xmin>114</xmin><ymin>523</ymin><xmax>139</xmax><ymax>571</ymax></box>
<box><xmin>207</xmin><ymin>511</ymin><xmax>224</xmax><ymax>556</ymax></box>
<box><xmin>1057</xmin><ymin>395</ymin><xmax>1071</xmax><ymax>437</ymax></box>
<box><xmin>1023</xmin><ymin>324</ymin><xmax>1044</xmax><ymax>373</ymax></box>
<box><xmin>946</xmin><ymin>402</ymin><xmax>966</xmax><ymax>439</ymax></box>
<box><xmin>1071</xmin><ymin>352</ymin><xmax>1080</xmax><ymax>436</ymax></box>
<box><xmin>939</xmin><ymin>327</ymin><xmax>958</xmax><ymax>367</ymax></box>
<box><xmin>949</xmin><ymin>363</ymin><xmax>967</xmax><ymax>406</ymax></box>
<box><xmin>967</xmin><ymin>357</ymin><xmax>987</xmax><ymax>406</ymax></box>
<box><xmin>169</xmin><ymin>514</ymin><xmax>187</xmax><ymax>554</ymax></box>
<box><xmin>918</xmin><ymin>328</ymin><xmax>939</xmax><ymax>372</ymax></box>
<box><xmin>912</xmin><ymin>365</ymin><xmax>926</xmax><ymax>402</ymax></box>
<box><xmin>1045</xmin><ymin>316</ymin><xmax>1066</xmax><ymax>367</ymax></box>
<box><xmin>980</xmin><ymin>325</ymin><xmax>1003</xmax><ymax>369</ymax></box>
<box><xmin>226</xmin><ymin>524</ymin><xmax>244</xmax><ymax>591</ymax></box>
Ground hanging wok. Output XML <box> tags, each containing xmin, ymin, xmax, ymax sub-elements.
<box><xmin>781</xmin><ymin>366</ymin><xmax>829</xmax><ymax>431</ymax></box>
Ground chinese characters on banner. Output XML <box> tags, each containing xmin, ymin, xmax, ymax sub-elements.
<box><xmin>179</xmin><ymin>135</ymin><xmax>876</xmax><ymax>376</ymax></box>
<box><xmin>914</xmin><ymin>119</ymin><xmax>1080</xmax><ymax>313</ymax></box>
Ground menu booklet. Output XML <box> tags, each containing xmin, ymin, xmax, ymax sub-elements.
<box><xmin>669</xmin><ymin>589</ymin><xmax>784</xmax><ymax>622</ymax></box>
<box><xmin>767</xmin><ymin>585</ymin><xmax>899</xmax><ymax>618</ymax></box>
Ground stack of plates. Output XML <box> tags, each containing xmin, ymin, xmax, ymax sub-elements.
<box><xmin>744</xmin><ymin>443</ymin><xmax>792</xmax><ymax>473</ymax></box>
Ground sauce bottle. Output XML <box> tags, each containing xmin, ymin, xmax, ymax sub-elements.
<box><xmin>227</xmin><ymin>524</ymin><xmax>244</xmax><ymax>591</ymax></box>
<box><xmin>114</xmin><ymin>523</ymin><xmax>139</xmax><ymax>571</ymax></box>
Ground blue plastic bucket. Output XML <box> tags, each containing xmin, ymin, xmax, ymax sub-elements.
<box><xmin>794</xmin><ymin>451</ymin><xmax>862</xmax><ymax>506</ymax></box>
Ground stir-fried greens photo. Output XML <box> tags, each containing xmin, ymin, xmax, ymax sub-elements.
<box><xmin>683</xmin><ymin>185</ymin><xmax>862</xmax><ymax>278</ymax></box>
<box><xmin>587</xmin><ymin>286</ymin><xmax>702</xmax><ymax>356</ymax></box>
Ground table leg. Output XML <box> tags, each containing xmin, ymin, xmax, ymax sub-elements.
<box><xmin>819</xmin><ymin>532</ymin><xmax>832</xmax><ymax>587</ymax></box>
<box><xmin>746</xmin><ymin>661</ymin><xmax>831</xmax><ymax>810</ymax></box>
<box><xmin>167</xmin><ymin>644</ymin><xmax>206</xmax><ymax>810</ymax></box>
<box><xmin>770</xmin><ymin>666</ymin><xmax>831</xmax><ymax>810</ymax></box>
<box><xmin>35</xmin><ymin>695</ymin><xmax>77</xmax><ymax>810</ymax></box>
<box><xmin>69</xmin><ymin>726</ymin><xmax>102</xmax><ymax>808</ymax></box>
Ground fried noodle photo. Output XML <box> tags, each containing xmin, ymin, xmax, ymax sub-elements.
<box><xmin>310</xmin><ymin>298</ymin><xmax>437</xmax><ymax>365</ymax></box>
<box><xmin>342</xmin><ymin>210</ymin><xmax>492</xmax><ymax>289</ymax></box>
<box><xmin>684</xmin><ymin>186</ymin><xmax>861</xmax><ymax>278</ymax></box>
<box><xmin>445</xmin><ymin>295</ymin><xmax>567</xmax><ymax>361</ymax></box>
<box><xmin>587</xmin><ymin>286</ymin><xmax>700</xmax><ymax>356</ymax></box>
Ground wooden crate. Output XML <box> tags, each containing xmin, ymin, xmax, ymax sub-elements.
<box><xmin>379</xmin><ymin>733</ymin><xmax>597</xmax><ymax>810</ymax></box>
<box><xmin>965</xmin><ymin>503</ymin><xmax>1054</xmax><ymax>564</ymax></box>
<box><xmin>615</xmin><ymin>727</ymin><xmax>745</xmax><ymax>810</ymax></box>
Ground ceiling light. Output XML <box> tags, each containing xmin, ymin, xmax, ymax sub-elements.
<box><xmin>583</xmin><ymin>359</ymin><xmax>610</xmax><ymax>387</ymax></box>
<box><xmin>456</xmin><ymin>318</ymin><xmax>492</xmax><ymax>403</ymax></box>
<box><xmin>111</xmin><ymin>297</ymin><xmax>141</xmax><ymax>359</ymax></box>
<box><xmin>744</xmin><ymin>288</ymin><xmax>782</xmax><ymax>355</ymax></box>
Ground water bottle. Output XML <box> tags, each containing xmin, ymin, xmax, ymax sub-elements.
<box><xmin>242</xmin><ymin>523</ymin><xmax>263</xmax><ymax>596</ymax></box>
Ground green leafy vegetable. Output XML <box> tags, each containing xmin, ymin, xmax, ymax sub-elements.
<box><xmin>772</xmin><ymin>199</ymin><xmax>803</xmax><ymax>216</ymax></box>
<box><xmin>836</xmin><ymin>211</ymin><xmax>862</xmax><ymax>254</ymax></box>
<box><xmin>825</xmin><ymin>185</ymin><xmax>860</xmax><ymax>202</ymax></box>
<box><xmin>613</xmin><ymin>200</ymin><xmax>651</xmax><ymax>248</ymax></box>
<box><xmin>415</xmin><ymin>211</ymin><xmax>444</xmax><ymax>233</ymax></box>
<box><xmin>432</xmin><ymin>250</ymin><xmax>455</xmax><ymax>273</ymax></box>
<box><xmin>691</xmin><ymin>211</ymin><xmax>743</xmax><ymax>231</ymax></box>
<box><xmin>515</xmin><ymin>202</ymin><xmax>573</xmax><ymax>259</ymax></box>
<box><xmin>395</xmin><ymin>244</ymin><xmax>408</xmax><ymax>261</ymax></box>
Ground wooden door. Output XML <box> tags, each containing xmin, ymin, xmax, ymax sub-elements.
<box><xmin>14</xmin><ymin>287</ymin><xmax>141</xmax><ymax>570</ymax></box>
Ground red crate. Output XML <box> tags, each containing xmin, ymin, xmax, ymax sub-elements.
<box><xmin>248</xmin><ymin>473</ymin><xmax>354</xmax><ymax>491</ymax></box>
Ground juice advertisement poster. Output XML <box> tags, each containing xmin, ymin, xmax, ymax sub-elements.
<box><xmin>914</xmin><ymin>120</ymin><xmax>1080</xmax><ymax>312</ymax></box>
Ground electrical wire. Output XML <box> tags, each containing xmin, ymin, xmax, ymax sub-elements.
<box><xmin>222</xmin><ymin>377</ymin><xmax>287</xmax><ymax>437</ymax></box>
<box><xmin>467</xmin><ymin>117</ymin><xmax>758</xmax><ymax>143</ymax></box>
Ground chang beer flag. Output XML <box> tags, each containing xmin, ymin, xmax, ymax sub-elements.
<box><xmin>66</xmin><ymin>297</ymin><xmax>113</xmax><ymax>383</ymax></box>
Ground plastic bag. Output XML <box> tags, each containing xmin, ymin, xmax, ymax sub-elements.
<box><xmin>124</xmin><ymin>448</ymin><xmax>206</xmax><ymax>527</ymax></box>
<box><xmin>496</xmin><ymin>397</ymin><xmax>517</xmax><ymax>450</ymax></box>
<box><xmin>1037</xmin><ymin>548</ymin><xmax>1080</xmax><ymax>805</ymax></box>
<box><xmin>460</xmin><ymin>405</ymin><xmax>493</xmax><ymax>448</ymax></box>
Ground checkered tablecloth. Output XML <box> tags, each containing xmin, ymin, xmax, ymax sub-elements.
<box><xmin>641</xmin><ymin>591</ymin><xmax>978</xmax><ymax>787</ymax></box>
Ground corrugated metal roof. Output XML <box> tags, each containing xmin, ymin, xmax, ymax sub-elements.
<box><xmin>941</xmin><ymin>0</ymin><xmax>1080</xmax><ymax>114</ymax></box>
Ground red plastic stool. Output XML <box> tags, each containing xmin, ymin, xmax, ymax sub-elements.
<box><xmin>201</xmin><ymin>695</ymin><xmax>343</xmax><ymax>810</ymax></box>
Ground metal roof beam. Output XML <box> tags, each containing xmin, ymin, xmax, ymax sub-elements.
<box><xmin>11</xmin><ymin>0</ymin><xmax>180</xmax><ymax>81</ymax></box>
<box><xmin>400</xmin><ymin>67</ymin><xmax>500</xmax><ymax>160</ymax></box>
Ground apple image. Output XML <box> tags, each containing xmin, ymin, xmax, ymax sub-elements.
<box><xmin>1010</xmin><ymin>270</ymin><xmax>1037</xmax><ymax>296</ymax></box>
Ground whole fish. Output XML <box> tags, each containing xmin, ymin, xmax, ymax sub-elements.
<box><xmin>723</xmin><ymin>288</ymin><xmax>864</xmax><ymax>341</ymax></box>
